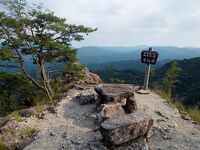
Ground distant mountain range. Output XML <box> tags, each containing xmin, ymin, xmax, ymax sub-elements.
<box><xmin>1</xmin><ymin>46</ymin><xmax>200</xmax><ymax>76</ymax></box>
<box><xmin>87</xmin><ymin>59</ymin><xmax>171</xmax><ymax>73</ymax></box>
<box><xmin>78</xmin><ymin>46</ymin><xmax>200</xmax><ymax>64</ymax></box>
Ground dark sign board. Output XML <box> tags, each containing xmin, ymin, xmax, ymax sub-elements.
<box><xmin>141</xmin><ymin>50</ymin><xmax>158</xmax><ymax>64</ymax></box>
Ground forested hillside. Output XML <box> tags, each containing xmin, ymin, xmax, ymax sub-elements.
<box><xmin>153</xmin><ymin>57</ymin><xmax>200</xmax><ymax>108</ymax></box>
<box><xmin>94</xmin><ymin>68</ymin><xmax>144</xmax><ymax>85</ymax></box>
<box><xmin>87</xmin><ymin>59</ymin><xmax>170</xmax><ymax>72</ymax></box>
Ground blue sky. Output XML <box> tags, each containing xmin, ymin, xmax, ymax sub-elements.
<box><xmin>34</xmin><ymin>0</ymin><xmax>200</xmax><ymax>47</ymax></box>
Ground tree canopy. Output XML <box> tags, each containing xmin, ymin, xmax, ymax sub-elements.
<box><xmin>0</xmin><ymin>0</ymin><xmax>97</xmax><ymax>99</ymax></box>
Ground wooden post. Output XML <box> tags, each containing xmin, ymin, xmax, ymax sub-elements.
<box><xmin>143</xmin><ymin>63</ymin><xmax>151</xmax><ymax>90</ymax></box>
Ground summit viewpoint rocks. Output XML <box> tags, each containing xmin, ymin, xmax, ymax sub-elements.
<box><xmin>5</xmin><ymin>84</ymin><xmax>199</xmax><ymax>150</ymax></box>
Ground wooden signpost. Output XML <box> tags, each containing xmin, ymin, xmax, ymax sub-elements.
<box><xmin>141</xmin><ymin>47</ymin><xmax>158</xmax><ymax>91</ymax></box>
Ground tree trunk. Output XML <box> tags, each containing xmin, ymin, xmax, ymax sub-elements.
<box><xmin>39</xmin><ymin>56</ymin><xmax>53</xmax><ymax>100</ymax></box>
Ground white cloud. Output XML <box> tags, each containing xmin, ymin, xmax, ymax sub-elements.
<box><xmin>32</xmin><ymin>0</ymin><xmax>200</xmax><ymax>47</ymax></box>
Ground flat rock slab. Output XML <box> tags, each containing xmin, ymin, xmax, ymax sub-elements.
<box><xmin>95</xmin><ymin>84</ymin><xmax>134</xmax><ymax>104</ymax></box>
<box><xmin>100</xmin><ymin>112</ymin><xmax>153</xmax><ymax>146</ymax></box>
<box><xmin>137</xmin><ymin>89</ymin><xmax>150</xmax><ymax>94</ymax></box>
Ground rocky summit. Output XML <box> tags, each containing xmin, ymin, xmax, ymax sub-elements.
<box><xmin>1</xmin><ymin>84</ymin><xmax>200</xmax><ymax>150</ymax></box>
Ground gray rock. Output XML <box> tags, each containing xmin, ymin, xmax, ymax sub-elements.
<box><xmin>95</xmin><ymin>84</ymin><xmax>134</xmax><ymax>104</ymax></box>
<box><xmin>123</xmin><ymin>96</ymin><xmax>137</xmax><ymax>113</ymax></box>
<box><xmin>84</xmin><ymin>67</ymin><xmax>102</xmax><ymax>85</ymax></box>
<box><xmin>116</xmin><ymin>138</ymin><xmax>149</xmax><ymax>150</ymax></box>
<box><xmin>18</xmin><ymin>108</ymin><xmax>36</xmax><ymax>117</ymax></box>
<box><xmin>98</xmin><ymin>104</ymin><xmax>126</xmax><ymax>123</ymax></box>
<box><xmin>100</xmin><ymin>112</ymin><xmax>153</xmax><ymax>146</ymax></box>
<box><xmin>15</xmin><ymin>136</ymin><xmax>35</xmax><ymax>150</ymax></box>
<box><xmin>0</xmin><ymin>120</ymin><xmax>19</xmax><ymax>134</ymax></box>
<box><xmin>0</xmin><ymin>117</ymin><xmax>9</xmax><ymax>129</ymax></box>
<box><xmin>75</xmin><ymin>90</ymin><xmax>98</xmax><ymax>105</ymax></box>
<box><xmin>181</xmin><ymin>114</ymin><xmax>192</xmax><ymax>121</ymax></box>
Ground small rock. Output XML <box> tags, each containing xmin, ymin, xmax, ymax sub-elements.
<box><xmin>155</xmin><ymin>111</ymin><xmax>169</xmax><ymax>120</ymax></box>
<box><xmin>18</xmin><ymin>108</ymin><xmax>36</xmax><ymax>117</ymax></box>
<box><xmin>174</xmin><ymin>145</ymin><xmax>178</xmax><ymax>149</ymax></box>
<box><xmin>91</xmin><ymin>114</ymin><xmax>98</xmax><ymax>119</ymax></box>
<box><xmin>0</xmin><ymin>118</ymin><xmax>9</xmax><ymax>129</ymax></box>
<box><xmin>181</xmin><ymin>114</ymin><xmax>192</xmax><ymax>121</ymax></box>
<box><xmin>62</xmin><ymin>132</ymin><xmax>68</xmax><ymax>139</ymax></box>
<box><xmin>49</xmin><ymin>132</ymin><xmax>56</xmax><ymax>136</ymax></box>
<box><xmin>36</xmin><ymin>112</ymin><xmax>46</xmax><ymax>119</ymax></box>
<box><xmin>157</xmin><ymin>119</ymin><xmax>167</xmax><ymax>123</ymax></box>
<box><xmin>15</xmin><ymin>136</ymin><xmax>35</xmax><ymax>150</ymax></box>
<box><xmin>192</xmin><ymin>121</ymin><xmax>198</xmax><ymax>125</ymax></box>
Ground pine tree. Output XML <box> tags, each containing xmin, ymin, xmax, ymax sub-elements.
<box><xmin>163</xmin><ymin>61</ymin><xmax>181</xmax><ymax>98</ymax></box>
<box><xmin>0</xmin><ymin>0</ymin><xmax>97</xmax><ymax>99</ymax></box>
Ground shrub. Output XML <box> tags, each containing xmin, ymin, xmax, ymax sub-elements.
<box><xmin>63</xmin><ymin>64</ymin><xmax>85</xmax><ymax>80</ymax></box>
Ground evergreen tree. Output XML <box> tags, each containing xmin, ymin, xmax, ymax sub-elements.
<box><xmin>0</xmin><ymin>0</ymin><xmax>97</xmax><ymax>99</ymax></box>
<box><xmin>162</xmin><ymin>61</ymin><xmax>181</xmax><ymax>98</ymax></box>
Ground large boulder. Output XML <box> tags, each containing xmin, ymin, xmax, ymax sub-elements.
<box><xmin>98</xmin><ymin>104</ymin><xmax>126</xmax><ymax>123</ymax></box>
<box><xmin>75</xmin><ymin>90</ymin><xmax>99</xmax><ymax>105</ymax></box>
<box><xmin>100</xmin><ymin>112</ymin><xmax>153</xmax><ymax>146</ymax></box>
<box><xmin>84</xmin><ymin>68</ymin><xmax>102</xmax><ymax>84</ymax></box>
<box><xmin>95</xmin><ymin>84</ymin><xmax>134</xmax><ymax>104</ymax></box>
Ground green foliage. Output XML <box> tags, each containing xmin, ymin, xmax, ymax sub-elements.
<box><xmin>0</xmin><ymin>136</ymin><xmax>6</xmax><ymax>150</ymax></box>
<box><xmin>63</xmin><ymin>64</ymin><xmax>85</xmax><ymax>80</ymax></box>
<box><xmin>0</xmin><ymin>126</ymin><xmax>37</xmax><ymax>150</ymax></box>
<box><xmin>94</xmin><ymin>69</ymin><xmax>143</xmax><ymax>85</ymax></box>
<box><xmin>111</xmin><ymin>78</ymin><xmax>126</xmax><ymax>84</ymax></box>
<box><xmin>153</xmin><ymin>57</ymin><xmax>200</xmax><ymax>108</ymax></box>
<box><xmin>162</xmin><ymin>61</ymin><xmax>181</xmax><ymax>98</ymax></box>
<box><xmin>17</xmin><ymin>127</ymin><xmax>38</xmax><ymax>137</ymax></box>
<box><xmin>10</xmin><ymin>111</ymin><xmax>23</xmax><ymax>122</ymax></box>
<box><xmin>0</xmin><ymin>48</ymin><xmax>15</xmax><ymax>60</ymax></box>
<box><xmin>175</xmin><ymin>100</ymin><xmax>186</xmax><ymax>113</ymax></box>
<box><xmin>0</xmin><ymin>0</ymin><xmax>96</xmax><ymax>99</ymax></box>
<box><xmin>188</xmin><ymin>108</ymin><xmax>200</xmax><ymax>123</ymax></box>
<box><xmin>0</xmin><ymin>71</ymin><xmax>49</xmax><ymax>117</ymax></box>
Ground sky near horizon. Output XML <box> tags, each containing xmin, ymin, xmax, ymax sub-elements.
<box><xmin>34</xmin><ymin>0</ymin><xmax>200</xmax><ymax>48</ymax></box>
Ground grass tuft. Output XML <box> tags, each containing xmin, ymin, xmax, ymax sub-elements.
<box><xmin>17</xmin><ymin>127</ymin><xmax>38</xmax><ymax>137</ymax></box>
<box><xmin>0</xmin><ymin>136</ymin><xmax>6</xmax><ymax>150</ymax></box>
<box><xmin>187</xmin><ymin>108</ymin><xmax>200</xmax><ymax>123</ymax></box>
<box><xmin>10</xmin><ymin>111</ymin><xmax>23</xmax><ymax>122</ymax></box>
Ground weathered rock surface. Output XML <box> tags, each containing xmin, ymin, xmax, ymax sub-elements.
<box><xmin>13</xmin><ymin>85</ymin><xmax>200</xmax><ymax>150</ymax></box>
<box><xmin>95</xmin><ymin>84</ymin><xmax>134</xmax><ymax>104</ymax></box>
<box><xmin>0</xmin><ymin>117</ymin><xmax>9</xmax><ymax>129</ymax></box>
<box><xmin>116</xmin><ymin>138</ymin><xmax>149</xmax><ymax>150</ymax></box>
<box><xmin>123</xmin><ymin>96</ymin><xmax>137</xmax><ymax>113</ymax></box>
<box><xmin>98</xmin><ymin>104</ymin><xmax>126</xmax><ymax>123</ymax></box>
<box><xmin>18</xmin><ymin>108</ymin><xmax>36</xmax><ymax>117</ymax></box>
<box><xmin>84</xmin><ymin>67</ymin><xmax>102</xmax><ymax>84</ymax></box>
<box><xmin>75</xmin><ymin>89</ymin><xmax>98</xmax><ymax>105</ymax></box>
<box><xmin>100</xmin><ymin>112</ymin><xmax>153</xmax><ymax>146</ymax></box>
<box><xmin>0</xmin><ymin>120</ymin><xmax>19</xmax><ymax>134</ymax></box>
